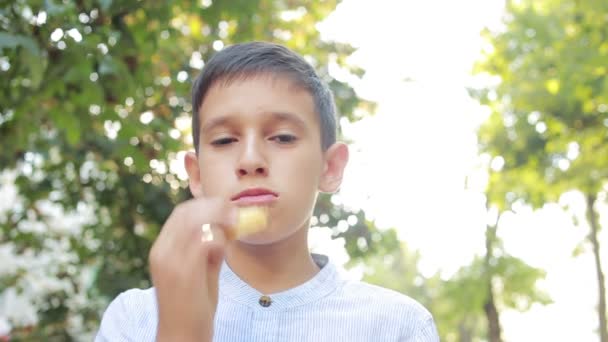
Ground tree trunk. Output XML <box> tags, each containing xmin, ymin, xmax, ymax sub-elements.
<box><xmin>484</xmin><ymin>283</ymin><xmax>502</xmax><ymax>342</ymax></box>
<box><xmin>458</xmin><ymin>317</ymin><xmax>473</xmax><ymax>342</ymax></box>
<box><xmin>484</xmin><ymin>221</ymin><xmax>503</xmax><ymax>342</ymax></box>
<box><xmin>458</xmin><ymin>320</ymin><xmax>472</xmax><ymax>342</ymax></box>
<box><xmin>586</xmin><ymin>193</ymin><xmax>608</xmax><ymax>342</ymax></box>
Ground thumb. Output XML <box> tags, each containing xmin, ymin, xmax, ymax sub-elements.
<box><xmin>207</xmin><ymin>224</ymin><xmax>227</xmax><ymax>275</ymax></box>
<box><xmin>207</xmin><ymin>240</ymin><xmax>226</xmax><ymax>275</ymax></box>
<box><xmin>205</xmin><ymin>238</ymin><xmax>226</xmax><ymax>309</ymax></box>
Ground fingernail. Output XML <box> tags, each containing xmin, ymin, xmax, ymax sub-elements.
<box><xmin>201</xmin><ymin>223</ymin><xmax>213</xmax><ymax>242</ymax></box>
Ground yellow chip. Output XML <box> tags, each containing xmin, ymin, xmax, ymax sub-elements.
<box><xmin>235</xmin><ymin>206</ymin><xmax>268</xmax><ymax>238</ymax></box>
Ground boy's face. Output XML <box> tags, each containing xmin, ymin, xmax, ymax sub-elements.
<box><xmin>185</xmin><ymin>75</ymin><xmax>348</xmax><ymax>245</ymax></box>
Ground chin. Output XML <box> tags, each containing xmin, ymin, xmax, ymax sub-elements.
<box><xmin>237</xmin><ymin>232</ymin><xmax>287</xmax><ymax>246</ymax></box>
<box><xmin>236</xmin><ymin>226</ymin><xmax>302</xmax><ymax>246</ymax></box>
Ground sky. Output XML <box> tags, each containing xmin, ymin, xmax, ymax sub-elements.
<box><xmin>0</xmin><ymin>1</ymin><xmax>605</xmax><ymax>340</ymax></box>
<box><xmin>314</xmin><ymin>0</ymin><xmax>607</xmax><ymax>341</ymax></box>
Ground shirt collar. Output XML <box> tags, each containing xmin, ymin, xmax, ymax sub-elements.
<box><xmin>219</xmin><ymin>253</ymin><xmax>340</xmax><ymax>311</ymax></box>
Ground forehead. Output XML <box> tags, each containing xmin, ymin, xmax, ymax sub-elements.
<box><xmin>198</xmin><ymin>74</ymin><xmax>318</xmax><ymax>127</ymax></box>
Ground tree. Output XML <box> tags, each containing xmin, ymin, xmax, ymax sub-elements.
<box><xmin>0</xmin><ymin>0</ymin><xmax>378</xmax><ymax>339</ymax></box>
<box><xmin>429</xmin><ymin>209</ymin><xmax>549</xmax><ymax>342</ymax></box>
<box><xmin>472</xmin><ymin>0</ymin><xmax>608</xmax><ymax>340</ymax></box>
<box><xmin>480</xmin><ymin>207</ymin><xmax>550</xmax><ymax>342</ymax></box>
<box><xmin>346</xmin><ymin>206</ymin><xmax>550</xmax><ymax>342</ymax></box>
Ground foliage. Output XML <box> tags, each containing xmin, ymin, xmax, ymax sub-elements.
<box><xmin>0</xmin><ymin>0</ymin><xmax>380</xmax><ymax>339</ymax></box>
<box><xmin>472</xmin><ymin>0</ymin><xmax>608</xmax><ymax>208</ymax></box>
<box><xmin>471</xmin><ymin>0</ymin><xmax>608</xmax><ymax>340</ymax></box>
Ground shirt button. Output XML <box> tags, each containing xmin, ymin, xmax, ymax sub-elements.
<box><xmin>259</xmin><ymin>295</ymin><xmax>272</xmax><ymax>307</ymax></box>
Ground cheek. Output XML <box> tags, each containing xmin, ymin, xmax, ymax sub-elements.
<box><xmin>198</xmin><ymin>156</ymin><xmax>233</xmax><ymax>195</ymax></box>
<box><xmin>278</xmin><ymin>152</ymin><xmax>323</xmax><ymax>197</ymax></box>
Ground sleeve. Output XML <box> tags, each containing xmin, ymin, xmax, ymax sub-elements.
<box><xmin>414</xmin><ymin>316</ymin><xmax>440</xmax><ymax>342</ymax></box>
<box><xmin>95</xmin><ymin>292</ymin><xmax>134</xmax><ymax>342</ymax></box>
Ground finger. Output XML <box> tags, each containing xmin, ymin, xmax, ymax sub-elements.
<box><xmin>182</xmin><ymin>197</ymin><xmax>235</xmax><ymax>228</ymax></box>
<box><xmin>192</xmin><ymin>237</ymin><xmax>225</xmax><ymax>306</ymax></box>
<box><xmin>198</xmin><ymin>224</ymin><xmax>227</xmax><ymax>273</ymax></box>
<box><xmin>205</xmin><ymin>239</ymin><xmax>226</xmax><ymax>309</ymax></box>
<box><xmin>195</xmin><ymin>223</ymin><xmax>227</xmax><ymax>277</ymax></box>
<box><xmin>205</xmin><ymin>239</ymin><xmax>226</xmax><ymax>276</ymax></box>
<box><xmin>209</xmin><ymin>224</ymin><xmax>228</xmax><ymax>244</ymax></box>
<box><xmin>201</xmin><ymin>223</ymin><xmax>214</xmax><ymax>243</ymax></box>
<box><xmin>171</xmin><ymin>197</ymin><xmax>237</xmax><ymax>246</ymax></box>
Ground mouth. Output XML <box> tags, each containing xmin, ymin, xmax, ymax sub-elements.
<box><xmin>231</xmin><ymin>188</ymin><xmax>278</xmax><ymax>206</ymax></box>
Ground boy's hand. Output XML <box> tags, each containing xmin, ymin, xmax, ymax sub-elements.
<box><xmin>149</xmin><ymin>197</ymin><xmax>235</xmax><ymax>342</ymax></box>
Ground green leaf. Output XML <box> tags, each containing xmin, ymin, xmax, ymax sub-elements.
<box><xmin>1</xmin><ymin>1</ymin><xmax>377</xmax><ymax>339</ymax></box>
<box><xmin>23</xmin><ymin>50</ymin><xmax>47</xmax><ymax>89</ymax></box>
<box><xmin>100</xmin><ymin>0</ymin><xmax>113</xmax><ymax>11</ymax></box>
<box><xmin>545</xmin><ymin>79</ymin><xmax>560</xmax><ymax>95</ymax></box>
<box><xmin>50</xmin><ymin>110</ymin><xmax>81</xmax><ymax>146</ymax></box>
<box><xmin>0</xmin><ymin>33</ymin><xmax>40</xmax><ymax>56</ymax></box>
<box><xmin>571</xmin><ymin>241</ymin><xmax>586</xmax><ymax>257</ymax></box>
<box><xmin>44</xmin><ymin>0</ymin><xmax>70</xmax><ymax>16</ymax></box>
<box><xmin>99</xmin><ymin>56</ymin><xmax>120</xmax><ymax>75</ymax></box>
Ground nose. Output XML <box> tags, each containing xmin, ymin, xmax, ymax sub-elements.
<box><xmin>236</xmin><ymin>135</ymin><xmax>268</xmax><ymax>178</ymax></box>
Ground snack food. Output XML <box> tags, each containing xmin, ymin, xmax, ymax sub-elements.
<box><xmin>228</xmin><ymin>206</ymin><xmax>268</xmax><ymax>240</ymax></box>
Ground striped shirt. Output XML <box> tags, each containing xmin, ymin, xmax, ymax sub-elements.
<box><xmin>95</xmin><ymin>254</ymin><xmax>439</xmax><ymax>341</ymax></box>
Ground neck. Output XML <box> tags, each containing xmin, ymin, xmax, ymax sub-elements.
<box><xmin>224</xmin><ymin>226</ymin><xmax>319</xmax><ymax>294</ymax></box>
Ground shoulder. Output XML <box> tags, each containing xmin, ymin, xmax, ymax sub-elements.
<box><xmin>95</xmin><ymin>288</ymin><xmax>158</xmax><ymax>342</ymax></box>
<box><xmin>112</xmin><ymin>287</ymin><xmax>157</xmax><ymax>310</ymax></box>
<box><xmin>336</xmin><ymin>279</ymin><xmax>438</xmax><ymax>340</ymax></box>
<box><xmin>341</xmin><ymin>279</ymin><xmax>431</xmax><ymax>318</ymax></box>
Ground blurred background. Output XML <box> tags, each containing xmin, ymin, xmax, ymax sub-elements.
<box><xmin>1</xmin><ymin>0</ymin><xmax>607</xmax><ymax>341</ymax></box>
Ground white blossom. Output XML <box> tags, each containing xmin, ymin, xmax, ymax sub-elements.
<box><xmin>0</xmin><ymin>169</ymin><xmax>105</xmax><ymax>338</ymax></box>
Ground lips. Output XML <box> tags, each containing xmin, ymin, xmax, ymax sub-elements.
<box><xmin>231</xmin><ymin>188</ymin><xmax>278</xmax><ymax>205</ymax></box>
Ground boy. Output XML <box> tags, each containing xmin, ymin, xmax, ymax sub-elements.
<box><xmin>96</xmin><ymin>42</ymin><xmax>439</xmax><ymax>341</ymax></box>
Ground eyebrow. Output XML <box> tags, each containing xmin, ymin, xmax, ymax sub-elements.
<box><xmin>201</xmin><ymin>111</ymin><xmax>307</xmax><ymax>133</ymax></box>
<box><xmin>266</xmin><ymin>111</ymin><xmax>307</xmax><ymax>130</ymax></box>
<box><xmin>201</xmin><ymin>116</ymin><xmax>232</xmax><ymax>134</ymax></box>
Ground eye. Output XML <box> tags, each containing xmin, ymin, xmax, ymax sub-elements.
<box><xmin>270</xmin><ymin>134</ymin><xmax>297</xmax><ymax>144</ymax></box>
<box><xmin>211</xmin><ymin>137</ymin><xmax>237</xmax><ymax>146</ymax></box>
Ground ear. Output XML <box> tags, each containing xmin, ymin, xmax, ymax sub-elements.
<box><xmin>184</xmin><ymin>151</ymin><xmax>204</xmax><ymax>198</ymax></box>
<box><xmin>319</xmin><ymin>142</ymin><xmax>349</xmax><ymax>193</ymax></box>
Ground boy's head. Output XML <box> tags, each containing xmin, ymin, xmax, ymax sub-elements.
<box><xmin>184</xmin><ymin>42</ymin><xmax>348</xmax><ymax>245</ymax></box>
<box><xmin>191</xmin><ymin>42</ymin><xmax>337</xmax><ymax>153</ymax></box>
